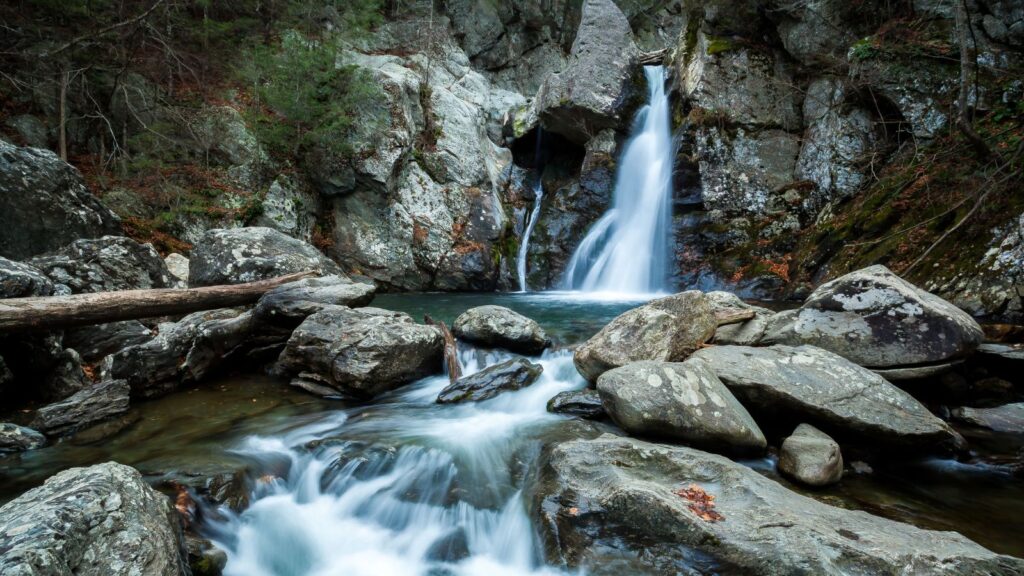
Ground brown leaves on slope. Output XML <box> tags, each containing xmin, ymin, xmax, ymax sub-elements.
<box><xmin>675</xmin><ymin>484</ymin><xmax>725</xmax><ymax>523</ymax></box>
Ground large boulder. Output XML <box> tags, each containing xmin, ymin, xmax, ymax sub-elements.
<box><xmin>534</xmin><ymin>0</ymin><xmax>641</xmax><ymax>144</ymax></box>
<box><xmin>573</xmin><ymin>291</ymin><xmax>716</xmax><ymax>382</ymax></box>
<box><xmin>0</xmin><ymin>423</ymin><xmax>46</xmax><ymax>453</ymax></box>
<box><xmin>533</xmin><ymin>435</ymin><xmax>1024</xmax><ymax>575</ymax></box>
<box><xmin>275</xmin><ymin>306</ymin><xmax>443</xmax><ymax>398</ymax></box>
<box><xmin>253</xmin><ymin>275</ymin><xmax>376</xmax><ymax>329</ymax></box>
<box><xmin>778</xmin><ymin>423</ymin><xmax>844</xmax><ymax>487</ymax></box>
<box><xmin>436</xmin><ymin>358</ymin><xmax>543</xmax><ymax>404</ymax></box>
<box><xmin>453</xmin><ymin>305</ymin><xmax>550</xmax><ymax>354</ymax></box>
<box><xmin>596</xmin><ymin>360</ymin><xmax>766</xmax><ymax>456</ymax></box>
<box><xmin>188</xmin><ymin>227</ymin><xmax>341</xmax><ymax>286</ymax></box>
<box><xmin>691</xmin><ymin>345</ymin><xmax>961</xmax><ymax>452</ymax></box>
<box><xmin>0</xmin><ymin>462</ymin><xmax>189</xmax><ymax>575</ymax></box>
<box><xmin>28</xmin><ymin>236</ymin><xmax>174</xmax><ymax>294</ymax></box>
<box><xmin>763</xmin><ymin>265</ymin><xmax>984</xmax><ymax>368</ymax></box>
<box><xmin>0</xmin><ymin>140</ymin><xmax>121</xmax><ymax>260</ymax></box>
<box><xmin>30</xmin><ymin>380</ymin><xmax>130</xmax><ymax>436</ymax></box>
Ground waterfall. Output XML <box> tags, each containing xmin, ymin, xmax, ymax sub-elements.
<box><xmin>516</xmin><ymin>130</ymin><xmax>546</xmax><ymax>293</ymax></box>
<box><xmin>563</xmin><ymin>66</ymin><xmax>674</xmax><ymax>294</ymax></box>
<box><xmin>516</xmin><ymin>183</ymin><xmax>544</xmax><ymax>292</ymax></box>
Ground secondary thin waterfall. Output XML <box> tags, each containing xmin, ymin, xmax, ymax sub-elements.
<box><xmin>563</xmin><ymin>66</ymin><xmax>674</xmax><ymax>293</ymax></box>
<box><xmin>516</xmin><ymin>182</ymin><xmax>543</xmax><ymax>292</ymax></box>
<box><xmin>517</xmin><ymin>130</ymin><xmax>545</xmax><ymax>292</ymax></box>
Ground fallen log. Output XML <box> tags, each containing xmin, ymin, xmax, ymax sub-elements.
<box><xmin>638</xmin><ymin>48</ymin><xmax>668</xmax><ymax>65</ymax></box>
<box><xmin>425</xmin><ymin>314</ymin><xmax>462</xmax><ymax>384</ymax></box>
<box><xmin>714</xmin><ymin>308</ymin><xmax>757</xmax><ymax>327</ymax></box>
<box><xmin>0</xmin><ymin>271</ymin><xmax>317</xmax><ymax>333</ymax></box>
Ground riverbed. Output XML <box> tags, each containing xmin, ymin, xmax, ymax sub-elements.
<box><xmin>1</xmin><ymin>292</ymin><xmax>1021</xmax><ymax>574</ymax></box>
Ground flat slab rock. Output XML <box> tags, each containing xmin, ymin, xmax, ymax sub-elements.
<box><xmin>763</xmin><ymin>265</ymin><xmax>984</xmax><ymax>368</ymax></box>
<box><xmin>951</xmin><ymin>403</ymin><xmax>1024</xmax><ymax>433</ymax></box>
<box><xmin>691</xmin><ymin>344</ymin><xmax>961</xmax><ymax>452</ymax></box>
<box><xmin>437</xmin><ymin>357</ymin><xmax>543</xmax><ymax>404</ymax></box>
<box><xmin>596</xmin><ymin>360</ymin><xmax>766</xmax><ymax>456</ymax></box>
<box><xmin>533</xmin><ymin>435</ymin><xmax>1024</xmax><ymax>575</ymax></box>
<box><xmin>30</xmin><ymin>379</ymin><xmax>130</xmax><ymax>436</ymax></box>
<box><xmin>0</xmin><ymin>462</ymin><xmax>188</xmax><ymax>576</ymax></box>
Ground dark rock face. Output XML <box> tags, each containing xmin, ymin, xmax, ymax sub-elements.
<box><xmin>63</xmin><ymin>321</ymin><xmax>154</xmax><ymax>363</ymax></box>
<box><xmin>276</xmin><ymin>306</ymin><xmax>443</xmax><ymax>398</ymax></box>
<box><xmin>778</xmin><ymin>423</ymin><xmax>843</xmax><ymax>487</ymax></box>
<box><xmin>453</xmin><ymin>306</ymin><xmax>550</xmax><ymax>354</ymax></box>
<box><xmin>691</xmin><ymin>345</ymin><xmax>960</xmax><ymax>452</ymax></box>
<box><xmin>547</xmin><ymin>389</ymin><xmax>606</xmax><ymax>419</ymax></box>
<box><xmin>28</xmin><ymin>236</ymin><xmax>175</xmax><ymax>294</ymax></box>
<box><xmin>0</xmin><ymin>140</ymin><xmax>121</xmax><ymax>261</ymax></box>
<box><xmin>189</xmin><ymin>227</ymin><xmax>341</xmax><ymax>286</ymax></box>
<box><xmin>0</xmin><ymin>462</ymin><xmax>189</xmax><ymax>576</ymax></box>
<box><xmin>533</xmin><ymin>435</ymin><xmax>1024</xmax><ymax>575</ymax></box>
<box><xmin>254</xmin><ymin>275</ymin><xmax>376</xmax><ymax>328</ymax></box>
<box><xmin>951</xmin><ymin>403</ymin><xmax>1024</xmax><ymax>433</ymax></box>
<box><xmin>763</xmin><ymin>265</ymin><xmax>985</xmax><ymax>369</ymax></box>
<box><xmin>596</xmin><ymin>360</ymin><xmax>766</xmax><ymax>456</ymax></box>
<box><xmin>574</xmin><ymin>291</ymin><xmax>716</xmax><ymax>382</ymax></box>
<box><xmin>534</xmin><ymin>0</ymin><xmax>641</xmax><ymax>144</ymax></box>
<box><xmin>30</xmin><ymin>379</ymin><xmax>130</xmax><ymax>436</ymax></box>
<box><xmin>0</xmin><ymin>423</ymin><xmax>46</xmax><ymax>453</ymax></box>
<box><xmin>437</xmin><ymin>358</ymin><xmax>544</xmax><ymax>403</ymax></box>
<box><xmin>0</xmin><ymin>256</ymin><xmax>55</xmax><ymax>298</ymax></box>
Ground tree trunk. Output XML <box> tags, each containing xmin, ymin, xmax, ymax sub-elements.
<box><xmin>58</xmin><ymin>69</ymin><xmax>69</xmax><ymax>161</ymax></box>
<box><xmin>0</xmin><ymin>271</ymin><xmax>316</xmax><ymax>334</ymax></box>
<box><xmin>954</xmin><ymin>0</ymin><xmax>992</xmax><ymax>158</ymax></box>
<box><xmin>424</xmin><ymin>315</ymin><xmax>462</xmax><ymax>383</ymax></box>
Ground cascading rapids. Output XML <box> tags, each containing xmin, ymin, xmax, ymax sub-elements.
<box><xmin>563</xmin><ymin>66</ymin><xmax>674</xmax><ymax>294</ymax></box>
<box><xmin>204</xmin><ymin>347</ymin><xmax>585</xmax><ymax>576</ymax></box>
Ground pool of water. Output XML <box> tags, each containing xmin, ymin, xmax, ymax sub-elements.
<box><xmin>1</xmin><ymin>291</ymin><xmax>1022</xmax><ymax>570</ymax></box>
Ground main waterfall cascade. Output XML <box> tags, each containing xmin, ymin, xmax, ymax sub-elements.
<box><xmin>206</xmin><ymin>347</ymin><xmax>585</xmax><ymax>576</ymax></box>
<box><xmin>563</xmin><ymin>66</ymin><xmax>675</xmax><ymax>294</ymax></box>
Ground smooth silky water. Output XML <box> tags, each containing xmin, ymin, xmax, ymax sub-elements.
<box><xmin>1</xmin><ymin>293</ymin><xmax>1022</xmax><ymax>571</ymax></box>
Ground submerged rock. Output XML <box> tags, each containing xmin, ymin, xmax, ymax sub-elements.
<box><xmin>691</xmin><ymin>345</ymin><xmax>961</xmax><ymax>452</ymax></box>
<box><xmin>778</xmin><ymin>424</ymin><xmax>844</xmax><ymax>487</ymax></box>
<box><xmin>574</xmin><ymin>291</ymin><xmax>716</xmax><ymax>382</ymax></box>
<box><xmin>547</xmin><ymin>389</ymin><xmax>606</xmax><ymax>420</ymax></box>
<box><xmin>763</xmin><ymin>265</ymin><xmax>984</xmax><ymax>368</ymax></box>
<box><xmin>0</xmin><ymin>423</ymin><xmax>46</xmax><ymax>453</ymax></box>
<box><xmin>0</xmin><ymin>462</ymin><xmax>188</xmax><ymax>575</ymax></box>
<box><xmin>951</xmin><ymin>403</ymin><xmax>1024</xmax><ymax>433</ymax></box>
<box><xmin>188</xmin><ymin>227</ymin><xmax>341</xmax><ymax>286</ymax></box>
<box><xmin>437</xmin><ymin>358</ymin><xmax>543</xmax><ymax>404</ymax></box>
<box><xmin>533</xmin><ymin>435</ymin><xmax>1024</xmax><ymax>575</ymax></box>
<box><xmin>596</xmin><ymin>360</ymin><xmax>766</xmax><ymax>456</ymax></box>
<box><xmin>453</xmin><ymin>305</ymin><xmax>550</xmax><ymax>354</ymax></box>
<box><xmin>28</xmin><ymin>236</ymin><xmax>174</xmax><ymax>294</ymax></box>
<box><xmin>276</xmin><ymin>306</ymin><xmax>443</xmax><ymax>398</ymax></box>
<box><xmin>0</xmin><ymin>140</ymin><xmax>121</xmax><ymax>261</ymax></box>
<box><xmin>254</xmin><ymin>275</ymin><xmax>375</xmax><ymax>328</ymax></box>
<box><xmin>30</xmin><ymin>379</ymin><xmax>130</xmax><ymax>436</ymax></box>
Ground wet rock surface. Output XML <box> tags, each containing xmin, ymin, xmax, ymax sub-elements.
<box><xmin>574</xmin><ymin>291</ymin><xmax>716</xmax><ymax>382</ymax></box>
<box><xmin>189</xmin><ymin>227</ymin><xmax>341</xmax><ymax>286</ymax></box>
<box><xmin>951</xmin><ymin>403</ymin><xmax>1024</xmax><ymax>433</ymax></box>
<box><xmin>276</xmin><ymin>306</ymin><xmax>443</xmax><ymax>398</ymax></box>
<box><xmin>453</xmin><ymin>305</ymin><xmax>550</xmax><ymax>354</ymax></box>
<box><xmin>547</xmin><ymin>389</ymin><xmax>606</xmax><ymax>420</ymax></box>
<box><xmin>0</xmin><ymin>423</ymin><xmax>46</xmax><ymax>453</ymax></box>
<box><xmin>763</xmin><ymin>265</ymin><xmax>985</xmax><ymax>368</ymax></box>
<box><xmin>778</xmin><ymin>423</ymin><xmax>844</xmax><ymax>487</ymax></box>
<box><xmin>533</xmin><ymin>435</ymin><xmax>1024</xmax><ymax>575</ymax></box>
<box><xmin>30</xmin><ymin>379</ymin><xmax>131</xmax><ymax>436</ymax></box>
<box><xmin>0</xmin><ymin>462</ymin><xmax>188</xmax><ymax>576</ymax></box>
<box><xmin>691</xmin><ymin>344</ymin><xmax>960</xmax><ymax>452</ymax></box>
<box><xmin>437</xmin><ymin>357</ymin><xmax>543</xmax><ymax>404</ymax></box>
<box><xmin>597</xmin><ymin>360</ymin><xmax>766</xmax><ymax>456</ymax></box>
<box><xmin>0</xmin><ymin>140</ymin><xmax>121</xmax><ymax>261</ymax></box>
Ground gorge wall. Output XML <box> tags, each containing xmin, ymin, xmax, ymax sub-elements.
<box><xmin>1</xmin><ymin>0</ymin><xmax>1022</xmax><ymax>320</ymax></box>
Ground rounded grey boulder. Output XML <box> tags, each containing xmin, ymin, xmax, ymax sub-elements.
<box><xmin>188</xmin><ymin>227</ymin><xmax>341</xmax><ymax>286</ymax></box>
<box><xmin>453</xmin><ymin>305</ymin><xmax>550</xmax><ymax>354</ymax></box>
<box><xmin>778</xmin><ymin>423</ymin><xmax>843</xmax><ymax>487</ymax></box>
<box><xmin>574</xmin><ymin>291</ymin><xmax>717</xmax><ymax>382</ymax></box>
<box><xmin>763</xmin><ymin>265</ymin><xmax>984</xmax><ymax>368</ymax></box>
<box><xmin>0</xmin><ymin>462</ymin><xmax>188</xmax><ymax>575</ymax></box>
<box><xmin>597</xmin><ymin>360</ymin><xmax>766</xmax><ymax>456</ymax></box>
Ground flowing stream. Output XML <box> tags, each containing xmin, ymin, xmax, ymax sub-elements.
<box><xmin>563</xmin><ymin>66</ymin><xmax>674</xmax><ymax>294</ymax></box>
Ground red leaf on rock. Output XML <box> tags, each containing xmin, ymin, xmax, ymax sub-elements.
<box><xmin>674</xmin><ymin>484</ymin><xmax>724</xmax><ymax>522</ymax></box>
